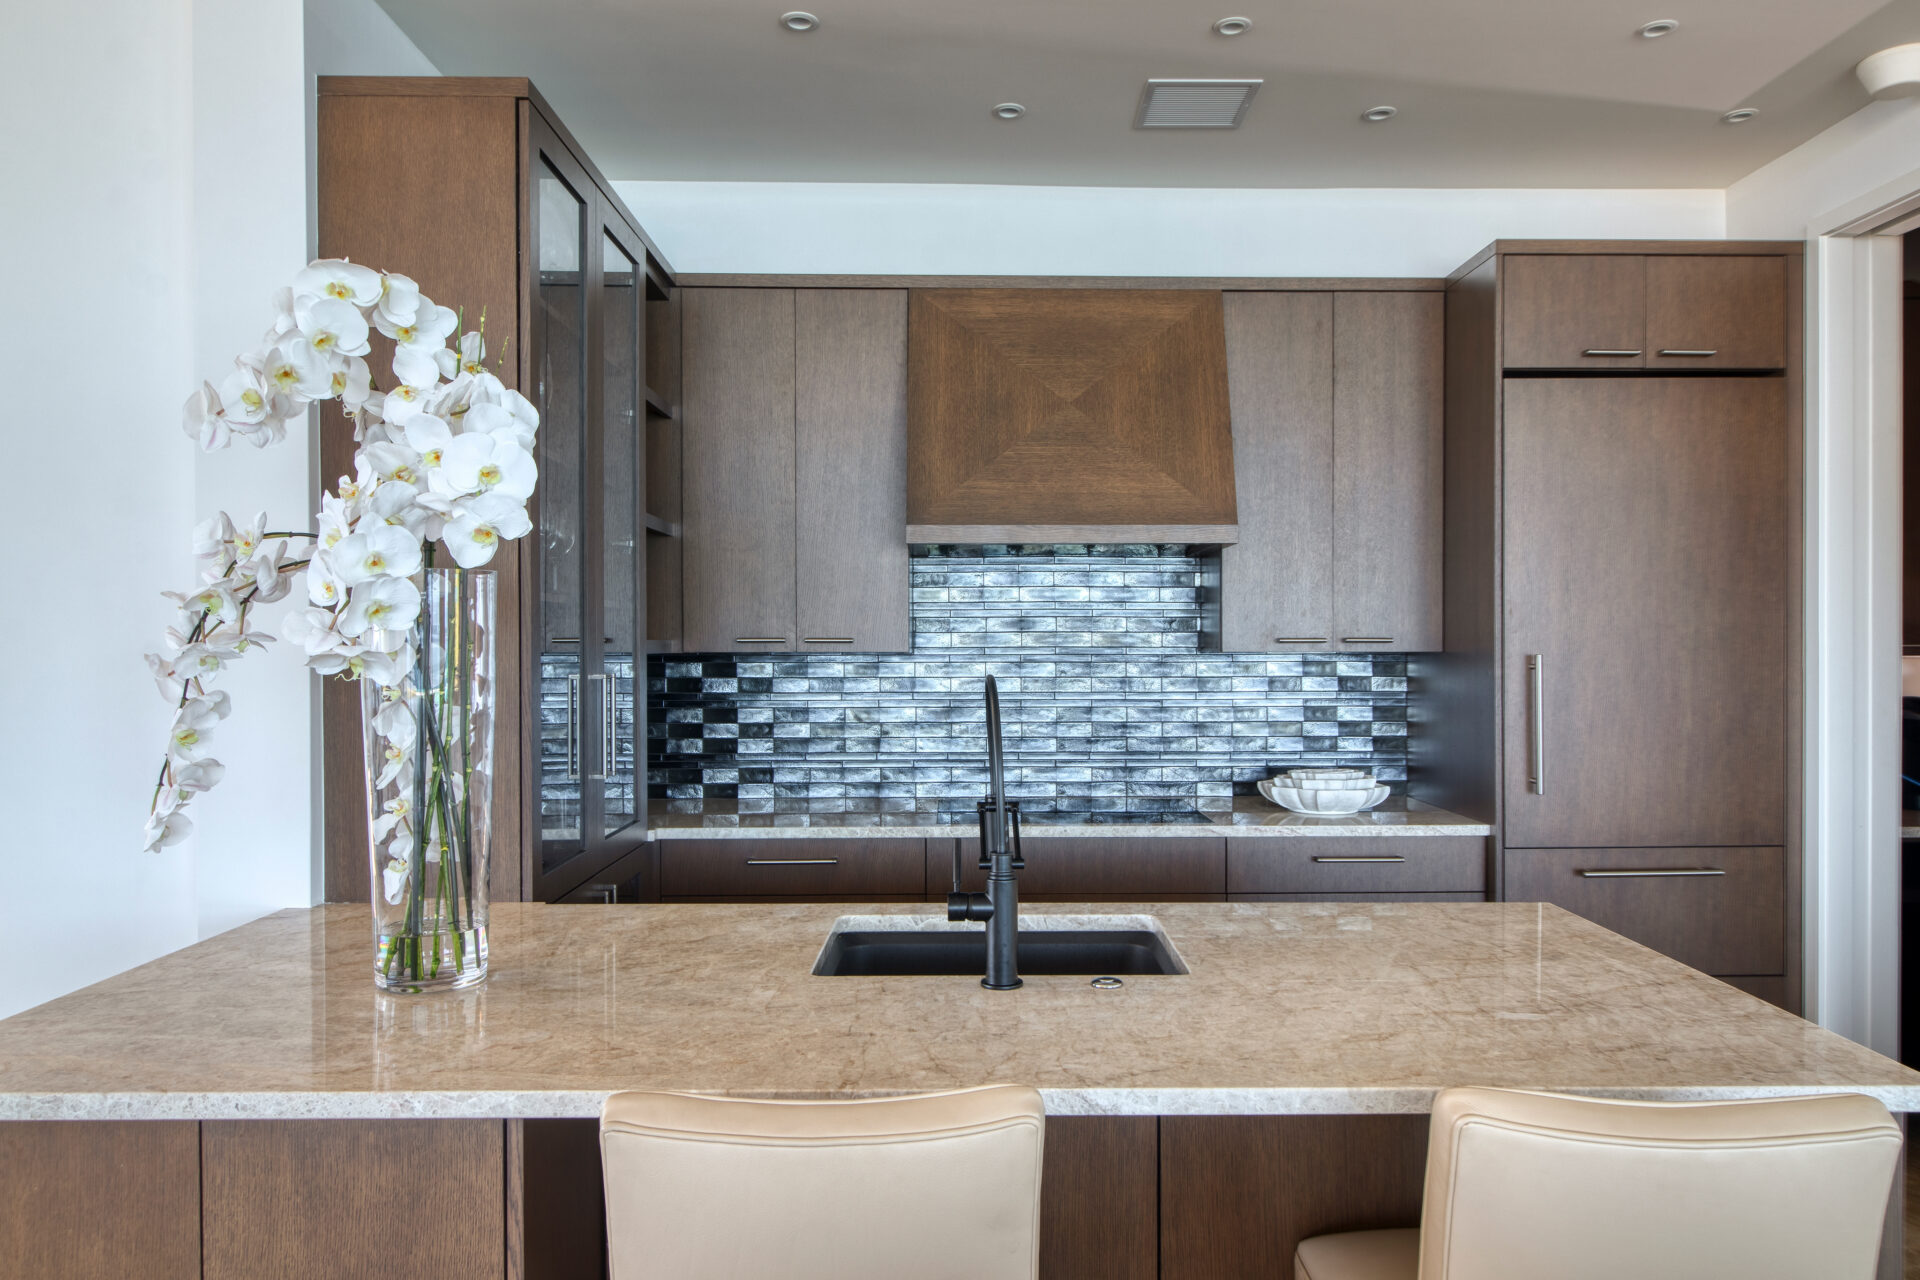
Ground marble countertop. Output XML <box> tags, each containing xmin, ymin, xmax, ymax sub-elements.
<box><xmin>648</xmin><ymin>795</ymin><xmax>1491</xmax><ymax>839</ymax></box>
<box><xmin>0</xmin><ymin>902</ymin><xmax>1913</xmax><ymax>1120</ymax></box>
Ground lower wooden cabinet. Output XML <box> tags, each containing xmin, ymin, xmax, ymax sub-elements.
<box><xmin>0</xmin><ymin>1121</ymin><xmax>201</xmax><ymax>1280</ymax></box>
<box><xmin>937</xmin><ymin>836</ymin><xmax>1226</xmax><ymax>900</ymax></box>
<box><xmin>1228</xmin><ymin>837</ymin><xmax>1487</xmax><ymax>896</ymax></box>
<box><xmin>1502</xmin><ymin>846</ymin><xmax>1785</xmax><ymax>979</ymax></box>
<box><xmin>657</xmin><ymin>838</ymin><xmax>927</xmax><ymax>899</ymax></box>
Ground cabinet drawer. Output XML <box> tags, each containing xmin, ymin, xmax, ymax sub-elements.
<box><xmin>939</xmin><ymin>837</ymin><xmax>1225</xmax><ymax>899</ymax></box>
<box><xmin>1644</xmin><ymin>256</ymin><xmax>1785</xmax><ymax>370</ymax></box>
<box><xmin>1502</xmin><ymin>846</ymin><xmax>1784</xmax><ymax>975</ymax></box>
<box><xmin>1231</xmin><ymin>892</ymin><xmax>1484</xmax><ymax>903</ymax></box>
<box><xmin>1503</xmin><ymin>255</ymin><xmax>1646</xmax><ymax>370</ymax></box>
<box><xmin>1228</xmin><ymin>838</ymin><xmax>1486</xmax><ymax>894</ymax></box>
<box><xmin>659</xmin><ymin>839</ymin><xmax>926</xmax><ymax>898</ymax></box>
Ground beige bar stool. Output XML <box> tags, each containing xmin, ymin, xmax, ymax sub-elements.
<box><xmin>1295</xmin><ymin>1087</ymin><xmax>1902</xmax><ymax>1280</ymax></box>
<box><xmin>600</xmin><ymin>1085</ymin><xmax>1045</xmax><ymax>1280</ymax></box>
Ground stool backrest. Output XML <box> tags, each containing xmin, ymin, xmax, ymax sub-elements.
<box><xmin>601</xmin><ymin>1085</ymin><xmax>1045</xmax><ymax>1280</ymax></box>
<box><xmin>1420</xmin><ymin>1087</ymin><xmax>1902</xmax><ymax>1280</ymax></box>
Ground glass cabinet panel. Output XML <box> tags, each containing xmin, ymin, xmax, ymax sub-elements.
<box><xmin>599</xmin><ymin>230</ymin><xmax>642</xmax><ymax>839</ymax></box>
<box><xmin>534</xmin><ymin>158</ymin><xmax>587</xmax><ymax>874</ymax></box>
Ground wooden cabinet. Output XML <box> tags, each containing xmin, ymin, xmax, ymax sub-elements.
<box><xmin>939</xmin><ymin>836</ymin><xmax>1226</xmax><ymax>900</ymax></box>
<box><xmin>1227</xmin><ymin>837</ymin><xmax>1485</xmax><ymax>896</ymax></box>
<box><xmin>1220</xmin><ymin>291</ymin><xmax>1442</xmax><ymax>653</ymax></box>
<box><xmin>1501</xmin><ymin>377</ymin><xmax>1787</xmax><ymax>849</ymax></box>
<box><xmin>1503</xmin><ymin>253</ymin><xmax>1786</xmax><ymax>370</ymax></box>
<box><xmin>317</xmin><ymin>78</ymin><xmax>681</xmax><ymax>905</ymax></box>
<box><xmin>682</xmin><ymin>288</ymin><xmax>910</xmax><ymax>653</ymax></box>
<box><xmin>1503</xmin><ymin>847</ymin><xmax>1786</xmax><ymax>978</ymax></box>
<box><xmin>658</xmin><ymin>838</ymin><xmax>926</xmax><ymax>898</ymax></box>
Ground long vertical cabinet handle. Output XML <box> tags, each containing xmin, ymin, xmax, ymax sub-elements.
<box><xmin>1526</xmin><ymin>654</ymin><xmax>1545</xmax><ymax>795</ymax></box>
<box><xmin>602</xmin><ymin>673</ymin><xmax>618</xmax><ymax>782</ymax></box>
<box><xmin>586</xmin><ymin>673</ymin><xmax>610</xmax><ymax>782</ymax></box>
<box><xmin>565</xmin><ymin>674</ymin><xmax>581</xmax><ymax>781</ymax></box>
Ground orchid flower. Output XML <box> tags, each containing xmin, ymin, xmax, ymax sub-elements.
<box><xmin>339</xmin><ymin>576</ymin><xmax>422</xmax><ymax>637</ymax></box>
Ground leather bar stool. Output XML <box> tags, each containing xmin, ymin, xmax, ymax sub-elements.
<box><xmin>1294</xmin><ymin>1087</ymin><xmax>1902</xmax><ymax>1280</ymax></box>
<box><xmin>600</xmin><ymin>1085</ymin><xmax>1045</xmax><ymax>1280</ymax></box>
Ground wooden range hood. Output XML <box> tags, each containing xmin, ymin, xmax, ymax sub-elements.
<box><xmin>905</xmin><ymin>289</ymin><xmax>1239</xmax><ymax>544</ymax></box>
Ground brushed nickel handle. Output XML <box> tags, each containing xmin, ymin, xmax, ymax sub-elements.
<box><xmin>734</xmin><ymin>637</ymin><xmax>787</xmax><ymax>644</ymax></box>
<box><xmin>803</xmin><ymin>637</ymin><xmax>854</xmax><ymax>644</ymax></box>
<box><xmin>565</xmin><ymin>674</ymin><xmax>581</xmax><ymax>781</ymax></box>
<box><xmin>745</xmin><ymin>858</ymin><xmax>839</xmax><ymax>866</ymax></box>
<box><xmin>585</xmin><ymin>673</ymin><xmax>609</xmax><ymax>781</ymax></box>
<box><xmin>601</xmin><ymin>673</ymin><xmax>617</xmax><ymax>781</ymax></box>
<box><xmin>1582</xmin><ymin>349</ymin><xmax>1642</xmax><ymax>357</ymax></box>
<box><xmin>1526</xmin><ymin>654</ymin><xmax>1545</xmax><ymax>795</ymax></box>
<box><xmin>1578</xmin><ymin>868</ymin><xmax>1726</xmax><ymax>878</ymax></box>
<box><xmin>1656</xmin><ymin>349</ymin><xmax>1718</xmax><ymax>357</ymax></box>
<box><xmin>1343</xmin><ymin>637</ymin><xmax>1393</xmax><ymax>645</ymax></box>
<box><xmin>1274</xmin><ymin>637</ymin><xmax>1328</xmax><ymax>644</ymax></box>
<box><xmin>1311</xmin><ymin>856</ymin><xmax>1406</xmax><ymax>864</ymax></box>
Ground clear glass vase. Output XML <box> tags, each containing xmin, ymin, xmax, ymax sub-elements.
<box><xmin>361</xmin><ymin>568</ymin><xmax>495</xmax><ymax>993</ymax></box>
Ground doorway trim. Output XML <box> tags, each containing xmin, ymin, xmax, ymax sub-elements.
<box><xmin>1803</xmin><ymin>166</ymin><xmax>1917</xmax><ymax>1054</ymax></box>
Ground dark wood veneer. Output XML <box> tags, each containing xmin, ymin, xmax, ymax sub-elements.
<box><xmin>940</xmin><ymin>835</ymin><xmax>1226</xmax><ymax>898</ymax></box>
<box><xmin>1041</xmin><ymin>1117</ymin><xmax>1158</xmax><ymax>1280</ymax></box>
<box><xmin>1645</xmin><ymin>255</ymin><xmax>1787</xmax><ymax>370</ymax></box>
<box><xmin>0</xmin><ymin>1121</ymin><xmax>200</xmax><ymax>1280</ymax></box>
<box><xmin>1227</xmin><ymin>837</ymin><xmax>1486</xmax><ymax>895</ymax></box>
<box><xmin>659</xmin><ymin>838</ymin><xmax>927</xmax><ymax>898</ymax></box>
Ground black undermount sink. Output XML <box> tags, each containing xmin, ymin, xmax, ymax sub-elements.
<box><xmin>813</xmin><ymin>929</ymin><xmax>1188</xmax><ymax>977</ymax></box>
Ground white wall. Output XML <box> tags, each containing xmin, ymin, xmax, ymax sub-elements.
<box><xmin>613</xmin><ymin>181</ymin><xmax>1725</xmax><ymax>277</ymax></box>
<box><xmin>1727</xmin><ymin>97</ymin><xmax>1920</xmax><ymax>238</ymax></box>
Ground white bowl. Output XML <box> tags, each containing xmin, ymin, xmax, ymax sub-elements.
<box><xmin>1290</xmin><ymin>775</ymin><xmax>1378</xmax><ymax>792</ymax></box>
<box><xmin>1257</xmin><ymin>779</ymin><xmax>1391</xmax><ymax>816</ymax></box>
<box><xmin>1285</xmin><ymin>767</ymin><xmax>1369</xmax><ymax>781</ymax></box>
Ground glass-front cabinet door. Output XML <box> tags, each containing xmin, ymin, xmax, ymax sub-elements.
<box><xmin>530</xmin><ymin>119</ymin><xmax>651</xmax><ymax>900</ymax></box>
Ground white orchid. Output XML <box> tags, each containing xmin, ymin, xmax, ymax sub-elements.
<box><xmin>147</xmin><ymin>260</ymin><xmax>537</xmax><ymax>853</ymax></box>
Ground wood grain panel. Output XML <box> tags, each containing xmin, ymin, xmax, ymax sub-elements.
<box><xmin>941</xmin><ymin>836</ymin><xmax>1226</xmax><ymax>897</ymax></box>
<box><xmin>1501</xmin><ymin>254</ymin><xmax>1645</xmax><ymax>369</ymax></box>
<box><xmin>906</xmin><ymin>289</ymin><xmax>1236</xmax><ymax>528</ymax></box>
<box><xmin>1041</xmin><ymin>1117</ymin><xmax>1157</xmax><ymax>1280</ymax></box>
<box><xmin>659</xmin><ymin>838</ymin><xmax>926</xmax><ymax>897</ymax></box>
<box><xmin>680</xmin><ymin>288</ymin><xmax>798</xmax><ymax>651</ymax></box>
<box><xmin>203</xmin><ymin>1119</ymin><xmax>505</xmax><ymax>1279</ymax></box>
<box><xmin>1333</xmin><ymin>292</ymin><xmax>1444</xmax><ymax>651</ymax></box>
<box><xmin>1502</xmin><ymin>378</ymin><xmax>1787</xmax><ymax>848</ymax></box>
<box><xmin>0</xmin><ymin>1121</ymin><xmax>199</xmax><ymax>1280</ymax></box>
<box><xmin>1414</xmin><ymin>257</ymin><xmax>1500</xmax><ymax>828</ymax></box>
<box><xmin>796</xmin><ymin>290</ymin><xmax>910</xmax><ymax>652</ymax></box>
<box><xmin>318</xmin><ymin>90</ymin><xmax>526</xmax><ymax>903</ymax></box>
<box><xmin>1219</xmin><ymin>292</ymin><xmax>1334</xmax><ymax>651</ymax></box>
<box><xmin>1722</xmin><ymin>974</ymin><xmax>1790</xmax><ymax>1008</ymax></box>
<box><xmin>1161</xmin><ymin>1115</ymin><xmax>1427</xmax><ymax>1280</ymax></box>
<box><xmin>1231</xmin><ymin>891</ymin><xmax>1484</xmax><ymax>903</ymax></box>
<box><xmin>1645</xmin><ymin>255</ymin><xmax>1786</xmax><ymax>370</ymax></box>
<box><xmin>686</xmin><ymin>274</ymin><xmax>1447</xmax><ymax>290</ymax></box>
<box><xmin>1226</xmin><ymin>836</ymin><xmax>1485</xmax><ymax>894</ymax></box>
<box><xmin>522</xmin><ymin>1118</ymin><xmax>605</xmax><ymax>1280</ymax></box>
<box><xmin>1503</xmin><ymin>846</ymin><xmax>1785</xmax><ymax>976</ymax></box>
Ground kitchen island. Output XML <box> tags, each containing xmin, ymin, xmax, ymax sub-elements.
<box><xmin>2</xmin><ymin>901</ymin><xmax>1913</xmax><ymax>1278</ymax></box>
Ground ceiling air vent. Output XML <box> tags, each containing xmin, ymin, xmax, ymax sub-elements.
<box><xmin>1134</xmin><ymin>78</ymin><xmax>1262</xmax><ymax>129</ymax></box>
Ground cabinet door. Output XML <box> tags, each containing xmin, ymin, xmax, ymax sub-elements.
<box><xmin>1220</xmin><ymin>293</ymin><xmax>1333</xmax><ymax>652</ymax></box>
<box><xmin>796</xmin><ymin>290</ymin><xmax>910</xmax><ymax>653</ymax></box>
<box><xmin>1645</xmin><ymin>255</ymin><xmax>1786</xmax><ymax>370</ymax></box>
<box><xmin>531</xmin><ymin>140</ymin><xmax>592</xmax><ymax>885</ymax></box>
<box><xmin>1503</xmin><ymin>378</ymin><xmax>1786</xmax><ymax>847</ymax></box>
<box><xmin>681</xmin><ymin>288</ymin><xmax>797</xmax><ymax>652</ymax></box>
<box><xmin>1332</xmin><ymin>292</ymin><xmax>1443</xmax><ymax>651</ymax></box>
<box><xmin>1503</xmin><ymin>847</ymin><xmax>1784</xmax><ymax>976</ymax></box>
<box><xmin>1502</xmin><ymin>255</ymin><xmax>1645</xmax><ymax>369</ymax></box>
<box><xmin>658</xmin><ymin>839</ymin><xmax>926</xmax><ymax>898</ymax></box>
<box><xmin>943</xmin><ymin>836</ymin><xmax>1226</xmax><ymax>899</ymax></box>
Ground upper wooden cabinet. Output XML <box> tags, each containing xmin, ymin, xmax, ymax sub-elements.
<box><xmin>1503</xmin><ymin>253</ymin><xmax>1786</xmax><ymax>370</ymax></box>
<box><xmin>682</xmin><ymin>288</ymin><xmax>910</xmax><ymax>653</ymax></box>
<box><xmin>905</xmin><ymin>289</ymin><xmax>1237</xmax><ymax>543</ymax></box>
<box><xmin>1220</xmin><ymin>291</ymin><xmax>1443</xmax><ymax>653</ymax></box>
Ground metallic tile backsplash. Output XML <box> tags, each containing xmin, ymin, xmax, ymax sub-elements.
<box><xmin>645</xmin><ymin>546</ymin><xmax>1413</xmax><ymax>814</ymax></box>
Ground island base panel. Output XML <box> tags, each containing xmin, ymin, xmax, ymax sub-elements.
<box><xmin>0</xmin><ymin>1120</ymin><xmax>200</xmax><ymax>1280</ymax></box>
<box><xmin>1161</xmin><ymin>1115</ymin><xmax>1427</xmax><ymax>1279</ymax></box>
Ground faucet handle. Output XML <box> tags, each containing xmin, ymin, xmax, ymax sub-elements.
<box><xmin>1009</xmin><ymin>803</ymin><xmax>1025</xmax><ymax>870</ymax></box>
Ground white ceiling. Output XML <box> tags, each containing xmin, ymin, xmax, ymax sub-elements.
<box><xmin>377</xmin><ymin>0</ymin><xmax>1920</xmax><ymax>188</ymax></box>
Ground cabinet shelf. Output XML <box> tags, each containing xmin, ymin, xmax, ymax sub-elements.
<box><xmin>643</xmin><ymin>512</ymin><xmax>680</xmax><ymax>538</ymax></box>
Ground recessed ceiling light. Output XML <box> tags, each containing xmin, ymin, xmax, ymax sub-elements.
<box><xmin>780</xmin><ymin>10</ymin><xmax>819</xmax><ymax>31</ymax></box>
<box><xmin>1212</xmin><ymin>16</ymin><xmax>1252</xmax><ymax>37</ymax></box>
<box><xmin>1721</xmin><ymin>107</ymin><xmax>1759</xmax><ymax>124</ymax></box>
<box><xmin>993</xmin><ymin>102</ymin><xmax>1026</xmax><ymax>120</ymax></box>
<box><xmin>1362</xmin><ymin>105</ymin><xmax>1397</xmax><ymax>122</ymax></box>
<box><xmin>1638</xmin><ymin>19</ymin><xmax>1679</xmax><ymax>38</ymax></box>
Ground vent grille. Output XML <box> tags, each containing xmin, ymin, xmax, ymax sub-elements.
<box><xmin>1134</xmin><ymin>79</ymin><xmax>1262</xmax><ymax>129</ymax></box>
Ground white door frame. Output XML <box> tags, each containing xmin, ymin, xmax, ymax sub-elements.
<box><xmin>1803</xmin><ymin>169</ymin><xmax>1917</xmax><ymax>1053</ymax></box>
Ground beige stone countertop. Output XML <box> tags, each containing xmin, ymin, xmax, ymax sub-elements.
<box><xmin>648</xmin><ymin>795</ymin><xmax>1491</xmax><ymax>839</ymax></box>
<box><xmin>1</xmin><ymin>902</ymin><xmax>1914</xmax><ymax>1121</ymax></box>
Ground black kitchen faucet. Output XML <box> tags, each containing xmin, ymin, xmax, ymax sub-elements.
<box><xmin>947</xmin><ymin>674</ymin><xmax>1024</xmax><ymax>989</ymax></box>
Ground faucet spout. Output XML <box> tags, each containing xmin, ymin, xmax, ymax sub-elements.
<box><xmin>946</xmin><ymin>674</ymin><xmax>1022</xmax><ymax>989</ymax></box>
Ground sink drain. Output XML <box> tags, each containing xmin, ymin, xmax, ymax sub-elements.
<box><xmin>1090</xmin><ymin>976</ymin><xmax>1124</xmax><ymax>989</ymax></box>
